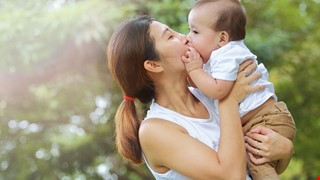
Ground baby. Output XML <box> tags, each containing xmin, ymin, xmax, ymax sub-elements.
<box><xmin>182</xmin><ymin>0</ymin><xmax>296</xmax><ymax>179</ymax></box>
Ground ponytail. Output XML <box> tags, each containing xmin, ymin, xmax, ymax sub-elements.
<box><xmin>107</xmin><ymin>15</ymin><xmax>159</xmax><ymax>164</ymax></box>
<box><xmin>115</xmin><ymin>100</ymin><xmax>142</xmax><ymax>164</ymax></box>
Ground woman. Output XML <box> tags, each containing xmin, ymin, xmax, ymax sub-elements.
<box><xmin>107</xmin><ymin>15</ymin><xmax>293</xmax><ymax>179</ymax></box>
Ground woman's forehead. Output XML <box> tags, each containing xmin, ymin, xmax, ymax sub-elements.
<box><xmin>150</xmin><ymin>21</ymin><xmax>169</xmax><ymax>39</ymax></box>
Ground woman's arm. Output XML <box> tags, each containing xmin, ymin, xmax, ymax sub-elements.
<box><xmin>216</xmin><ymin>60</ymin><xmax>264</xmax><ymax>178</ymax></box>
<box><xmin>139</xmin><ymin>61</ymin><xmax>263</xmax><ymax>179</ymax></box>
<box><xmin>140</xmin><ymin>118</ymin><xmax>244</xmax><ymax>179</ymax></box>
<box><xmin>244</xmin><ymin>126</ymin><xmax>294</xmax><ymax>174</ymax></box>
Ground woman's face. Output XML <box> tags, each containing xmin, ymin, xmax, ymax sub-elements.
<box><xmin>149</xmin><ymin>21</ymin><xmax>189</xmax><ymax>72</ymax></box>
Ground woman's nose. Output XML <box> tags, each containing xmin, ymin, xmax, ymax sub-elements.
<box><xmin>186</xmin><ymin>33</ymin><xmax>191</xmax><ymax>45</ymax></box>
<box><xmin>186</xmin><ymin>33</ymin><xmax>192</xmax><ymax>46</ymax></box>
<box><xmin>179</xmin><ymin>33</ymin><xmax>189</xmax><ymax>45</ymax></box>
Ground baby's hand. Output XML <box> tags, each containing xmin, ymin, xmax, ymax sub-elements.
<box><xmin>182</xmin><ymin>47</ymin><xmax>203</xmax><ymax>74</ymax></box>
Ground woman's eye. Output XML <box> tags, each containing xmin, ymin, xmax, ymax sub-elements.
<box><xmin>193</xmin><ymin>30</ymin><xmax>198</xmax><ymax>34</ymax></box>
<box><xmin>168</xmin><ymin>35</ymin><xmax>174</xmax><ymax>39</ymax></box>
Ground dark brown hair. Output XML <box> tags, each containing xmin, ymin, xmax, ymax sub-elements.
<box><xmin>194</xmin><ymin>0</ymin><xmax>247</xmax><ymax>40</ymax></box>
<box><xmin>107</xmin><ymin>15</ymin><xmax>159</xmax><ymax>164</ymax></box>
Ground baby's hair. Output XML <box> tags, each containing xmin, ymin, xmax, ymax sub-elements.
<box><xmin>194</xmin><ymin>0</ymin><xmax>246</xmax><ymax>40</ymax></box>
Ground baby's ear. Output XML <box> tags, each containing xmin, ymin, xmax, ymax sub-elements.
<box><xmin>218</xmin><ymin>31</ymin><xmax>229</xmax><ymax>47</ymax></box>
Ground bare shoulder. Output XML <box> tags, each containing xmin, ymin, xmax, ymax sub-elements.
<box><xmin>138</xmin><ymin>118</ymin><xmax>187</xmax><ymax>169</ymax></box>
<box><xmin>139</xmin><ymin>118</ymin><xmax>186</xmax><ymax>143</ymax></box>
<box><xmin>138</xmin><ymin>118</ymin><xmax>222</xmax><ymax>178</ymax></box>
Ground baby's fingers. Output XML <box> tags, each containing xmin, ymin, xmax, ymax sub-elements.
<box><xmin>181</xmin><ymin>55</ymin><xmax>189</xmax><ymax>63</ymax></box>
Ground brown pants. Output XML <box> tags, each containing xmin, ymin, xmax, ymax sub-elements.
<box><xmin>243</xmin><ymin>102</ymin><xmax>296</xmax><ymax>180</ymax></box>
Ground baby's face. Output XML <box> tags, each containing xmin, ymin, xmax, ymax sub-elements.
<box><xmin>186</xmin><ymin>5</ymin><xmax>221</xmax><ymax>62</ymax></box>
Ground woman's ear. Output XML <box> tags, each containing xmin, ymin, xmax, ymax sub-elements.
<box><xmin>218</xmin><ymin>31</ymin><xmax>229</xmax><ymax>47</ymax></box>
<box><xmin>144</xmin><ymin>60</ymin><xmax>163</xmax><ymax>73</ymax></box>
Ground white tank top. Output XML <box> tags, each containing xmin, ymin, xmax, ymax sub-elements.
<box><xmin>143</xmin><ymin>87</ymin><xmax>252</xmax><ymax>180</ymax></box>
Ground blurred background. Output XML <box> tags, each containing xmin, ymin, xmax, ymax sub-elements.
<box><xmin>0</xmin><ymin>0</ymin><xmax>319</xmax><ymax>179</ymax></box>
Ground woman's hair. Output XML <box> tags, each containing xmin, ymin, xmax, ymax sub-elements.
<box><xmin>194</xmin><ymin>0</ymin><xmax>247</xmax><ymax>40</ymax></box>
<box><xmin>107</xmin><ymin>15</ymin><xmax>160</xmax><ymax>164</ymax></box>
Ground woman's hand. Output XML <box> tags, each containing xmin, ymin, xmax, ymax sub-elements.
<box><xmin>244</xmin><ymin>126</ymin><xmax>294</xmax><ymax>165</ymax></box>
<box><xmin>225</xmin><ymin>60</ymin><xmax>264</xmax><ymax>103</ymax></box>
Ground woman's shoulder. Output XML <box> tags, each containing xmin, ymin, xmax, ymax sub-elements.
<box><xmin>140</xmin><ymin>118</ymin><xmax>187</xmax><ymax>139</ymax></box>
<box><xmin>139</xmin><ymin>118</ymin><xmax>188</xmax><ymax>162</ymax></box>
<box><xmin>139</xmin><ymin>118</ymin><xmax>188</xmax><ymax>148</ymax></box>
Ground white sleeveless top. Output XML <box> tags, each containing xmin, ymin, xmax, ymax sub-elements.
<box><xmin>143</xmin><ymin>87</ymin><xmax>252</xmax><ymax>180</ymax></box>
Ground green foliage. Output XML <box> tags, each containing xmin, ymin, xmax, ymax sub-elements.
<box><xmin>1</xmin><ymin>0</ymin><xmax>320</xmax><ymax>179</ymax></box>
<box><xmin>276</xmin><ymin>27</ymin><xmax>320</xmax><ymax>178</ymax></box>
<box><xmin>243</xmin><ymin>0</ymin><xmax>311</xmax><ymax>66</ymax></box>
<box><xmin>143</xmin><ymin>0</ymin><xmax>193</xmax><ymax>34</ymax></box>
<box><xmin>0</xmin><ymin>0</ymin><xmax>134</xmax><ymax>72</ymax></box>
<box><xmin>261</xmin><ymin>1</ymin><xmax>320</xmax><ymax>178</ymax></box>
<box><xmin>0</xmin><ymin>0</ymin><xmax>139</xmax><ymax>179</ymax></box>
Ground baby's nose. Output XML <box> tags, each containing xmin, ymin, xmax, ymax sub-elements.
<box><xmin>179</xmin><ymin>34</ymin><xmax>189</xmax><ymax>45</ymax></box>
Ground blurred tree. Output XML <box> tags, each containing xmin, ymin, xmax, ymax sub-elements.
<box><xmin>0</xmin><ymin>0</ymin><xmax>148</xmax><ymax>179</ymax></box>
<box><xmin>275</xmin><ymin>12</ymin><xmax>320</xmax><ymax>180</ymax></box>
<box><xmin>0</xmin><ymin>0</ymin><xmax>319</xmax><ymax>179</ymax></box>
<box><xmin>242</xmin><ymin>0</ymin><xmax>320</xmax><ymax>178</ymax></box>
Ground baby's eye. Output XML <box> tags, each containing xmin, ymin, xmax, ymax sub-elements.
<box><xmin>192</xmin><ymin>30</ymin><xmax>199</xmax><ymax>34</ymax></box>
<box><xmin>168</xmin><ymin>35</ymin><xmax>174</xmax><ymax>39</ymax></box>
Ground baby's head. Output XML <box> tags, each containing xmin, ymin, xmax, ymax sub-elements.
<box><xmin>187</xmin><ymin>0</ymin><xmax>246</xmax><ymax>61</ymax></box>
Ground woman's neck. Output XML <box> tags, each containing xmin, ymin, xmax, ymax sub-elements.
<box><xmin>154</xmin><ymin>82</ymin><xmax>207</xmax><ymax>118</ymax></box>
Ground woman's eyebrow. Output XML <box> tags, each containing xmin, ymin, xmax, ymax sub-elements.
<box><xmin>161</xmin><ymin>27</ymin><xmax>169</xmax><ymax>38</ymax></box>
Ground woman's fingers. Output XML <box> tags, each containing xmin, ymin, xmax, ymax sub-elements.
<box><xmin>244</xmin><ymin>130</ymin><xmax>272</xmax><ymax>160</ymax></box>
<box><xmin>244</xmin><ymin>62</ymin><xmax>256</xmax><ymax>75</ymax></box>
<box><xmin>242</xmin><ymin>72</ymin><xmax>264</xmax><ymax>94</ymax></box>
<box><xmin>246</xmin><ymin>71</ymin><xmax>262</xmax><ymax>83</ymax></box>
<box><xmin>246</xmin><ymin>141</ymin><xmax>272</xmax><ymax>165</ymax></box>
<box><xmin>239</xmin><ymin>60</ymin><xmax>254</xmax><ymax>72</ymax></box>
<box><xmin>245</xmin><ymin>142</ymin><xmax>258</xmax><ymax>154</ymax></box>
<box><xmin>238</xmin><ymin>60</ymin><xmax>257</xmax><ymax>79</ymax></box>
<box><xmin>250</xmin><ymin>126</ymin><xmax>272</xmax><ymax>135</ymax></box>
<box><xmin>246</xmin><ymin>132</ymin><xmax>266</xmax><ymax>145</ymax></box>
<box><xmin>245</xmin><ymin>136</ymin><xmax>265</xmax><ymax>151</ymax></box>
<box><xmin>248</xmin><ymin>152</ymin><xmax>269</xmax><ymax>165</ymax></box>
<box><xmin>246</xmin><ymin>84</ymin><xmax>265</xmax><ymax>94</ymax></box>
<box><xmin>245</xmin><ymin>142</ymin><xmax>264</xmax><ymax>158</ymax></box>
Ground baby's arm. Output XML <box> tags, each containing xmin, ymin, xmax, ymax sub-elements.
<box><xmin>182</xmin><ymin>47</ymin><xmax>234</xmax><ymax>100</ymax></box>
<box><xmin>186</xmin><ymin>75</ymin><xmax>197</xmax><ymax>88</ymax></box>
